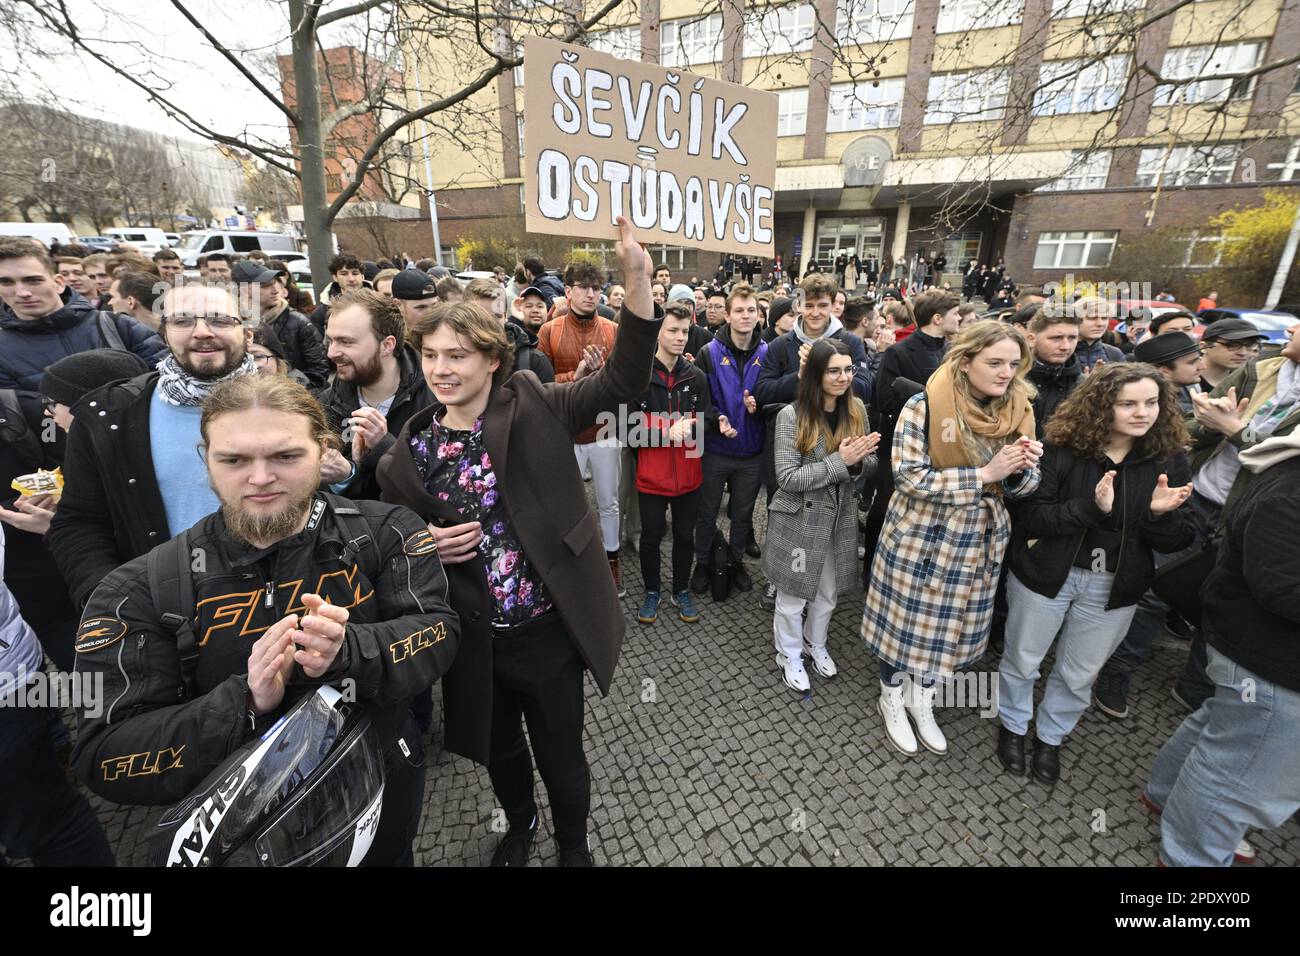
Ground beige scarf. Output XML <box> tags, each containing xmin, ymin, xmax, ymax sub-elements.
<box><xmin>925</xmin><ymin>362</ymin><xmax>1035</xmax><ymax>481</ymax></box>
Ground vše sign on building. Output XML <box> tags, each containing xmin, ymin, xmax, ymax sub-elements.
<box><xmin>523</xmin><ymin>36</ymin><xmax>778</xmax><ymax>256</ymax></box>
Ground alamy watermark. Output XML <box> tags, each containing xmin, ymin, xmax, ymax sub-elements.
<box><xmin>2</xmin><ymin>669</ymin><xmax>104</xmax><ymax>718</ymax></box>
<box><xmin>594</xmin><ymin>406</ymin><xmax>706</xmax><ymax>458</ymax></box>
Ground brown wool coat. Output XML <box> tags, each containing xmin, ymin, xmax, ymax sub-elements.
<box><xmin>376</xmin><ymin>305</ymin><xmax>661</xmax><ymax>765</ymax></box>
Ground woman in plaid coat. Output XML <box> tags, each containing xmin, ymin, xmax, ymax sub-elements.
<box><xmin>764</xmin><ymin>340</ymin><xmax>880</xmax><ymax>693</ymax></box>
<box><xmin>862</xmin><ymin>321</ymin><xmax>1043</xmax><ymax>757</ymax></box>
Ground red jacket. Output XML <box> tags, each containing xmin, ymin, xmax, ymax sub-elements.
<box><xmin>634</xmin><ymin>355</ymin><xmax>716</xmax><ymax>497</ymax></box>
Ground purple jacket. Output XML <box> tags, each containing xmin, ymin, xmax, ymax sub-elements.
<box><xmin>696</xmin><ymin>327</ymin><xmax>767</xmax><ymax>458</ymax></box>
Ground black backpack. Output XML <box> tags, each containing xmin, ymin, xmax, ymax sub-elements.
<box><xmin>0</xmin><ymin>389</ymin><xmax>44</xmax><ymax>470</ymax></box>
<box><xmin>147</xmin><ymin>494</ymin><xmax>379</xmax><ymax>695</ymax></box>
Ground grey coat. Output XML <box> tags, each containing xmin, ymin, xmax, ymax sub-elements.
<box><xmin>763</xmin><ymin>400</ymin><xmax>876</xmax><ymax>601</ymax></box>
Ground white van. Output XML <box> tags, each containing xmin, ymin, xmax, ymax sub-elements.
<box><xmin>102</xmin><ymin>227</ymin><xmax>171</xmax><ymax>254</ymax></box>
<box><xmin>174</xmin><ymin>230</ymin><xmax>301</xmax><ymax>267</ymax></box>
<box><xmin>0</xmin><ymin>221</ymin><xmax>74</xmax><ymax>248</ymax></box>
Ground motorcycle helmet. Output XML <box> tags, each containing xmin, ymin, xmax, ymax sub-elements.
<box><xmin>148</xmin><ymin>686</ymin><xmax>385</xmax><ymax>867</ymax></box>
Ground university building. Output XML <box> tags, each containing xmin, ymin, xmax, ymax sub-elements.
<box><xmin>392</xmin><ymin>0</ymin><xmax>1299</xmax><ymax>291</ymax></box>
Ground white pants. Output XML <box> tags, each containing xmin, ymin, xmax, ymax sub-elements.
<box><xmin>773</xmin><ymin>556</ymin><xmax>837</xmax><ymax>661</ymax></box>
<box><xmin>575</xmin><ymin>441</ymin><xmax>621</xmax><ymax>552</ymax></box>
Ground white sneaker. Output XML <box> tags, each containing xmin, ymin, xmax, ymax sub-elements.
<box><xmin>803</xmin><ymin>642</ymin><xmax>837</xmax><ymax>678</ymax></box>
<box><xmin>878</xmin><ymin>679</ymin><xmax>918</xmax><ymax>756</ymax></box>
<box><xmin>1235</xmin><ymin>838</ymin><xmax>1256</xmax><ymax>864</ymax></box>
<box><xmin>776</xmin><ymin>653</ymin><xmax>810</xmax><ymax>693</ymax></box>
<box><xmin>905</xmin><ymin>680</ymin><xmax>948</xmax><ymax>755</ymax></box>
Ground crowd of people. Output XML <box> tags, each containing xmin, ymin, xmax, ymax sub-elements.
<box><xmin>1</xmin><ymin>221</ymin><xmax>1297</xmax><ymax>870</ymax></box>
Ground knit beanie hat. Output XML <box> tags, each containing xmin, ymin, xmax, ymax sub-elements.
<box><xmin>767</xmin><ymin>297</ymin><xmax>795</xmax><ymax>328</ymax></box>
<box><xmin>41</xmin><ymin>350</ymin><xmax>150</xmax><ymax>408</ymax></box>
<box><xmin>667</xmin><ymin>283</ymin><xmax>695</xmax><ymax>304</ymax></box>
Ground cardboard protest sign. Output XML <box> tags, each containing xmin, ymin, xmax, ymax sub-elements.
<box><xmin>522</xmin><ymin>35</ymin><xmax>777</xmax><ymax>256</ymax></box>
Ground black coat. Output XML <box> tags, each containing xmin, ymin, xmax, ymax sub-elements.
<box><xmin>1008</xmin><ymin>444</ymin><xmax>1195</xmax><ymax>610</ymax></box>
<box><xmin>1027</xmin><ymin>355</ymin><xmax>1083</xmax><ymax>439</ymax></box>
<box><xmin>47</xmin><ymin>373</ymin><xmax>173</xmax><ymax>608</ymax></box>
<box><xmin>1203</xmin><ymin>455</ymin><xmax>1300</xmax><ymax>691</ymax></box>
<box><xmin>506</xmin><ymin>320</ymin><xmax>555</xmax><ymax>383</ymax></box>
<box><xmin>263</xmin><ymin>303</ymin><xmax>330</xmax><ymax>388</ymax></box>
<box><xmin>870</xmin><ymin>327</ymin><xmax>948</xmax><ymax>504</ymax></box>
<box><xmin>752</xmin><ymin>323</ymin><xmax>873</xmax><ymax>411</ymax></box>
<box><xmin>315</xmin><ymin>344</ymin><xmax>434</xmax><ymax>501</ymax></box>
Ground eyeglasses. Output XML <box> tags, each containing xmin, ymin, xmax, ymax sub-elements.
<box><xmin>824</xmin><ymin>367</ymin><xmax>855</xmax><ymax>378</ymax></box>
<box><xmin>1216</xmin><ymin>340</ymin><xmax>1260</xmax><ymax>352</ymax></box>
<box><xmin>250</xmin><ymin>352</ymin><xmax>277</xmax><ymax>366</ymax></box>
<box><xmin>165</xmin><ymin>314</ymin><xmax>243</xmax><ymax>331</ymax></box>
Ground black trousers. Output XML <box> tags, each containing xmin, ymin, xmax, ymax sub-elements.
<box><xmin>639</xmin><ymin>488</ymin><xmax>700</xmax><ymax>594</ymax></box>
<box><xmin>488</xmin><ymin>619</ymin><xmax>590</xmax><ymax>852</ymax></box>
<box><xmin>363</xmin><ymin>710</ymin><xmax>426</xmax><ymax>867</ymax></box>
<box><xmin>695</xmin><ymin>452</ymin><xmax>763</xmax><ymax>563</ymax></box>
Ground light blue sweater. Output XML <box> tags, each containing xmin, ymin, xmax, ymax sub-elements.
<box><xmin>150</xmin><ymin>391</ymin><xmax>219</xmax><ymax>536</ymax></box>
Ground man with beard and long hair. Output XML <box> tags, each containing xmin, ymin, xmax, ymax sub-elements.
<box><xmin>49</xmin><ymin>283</ymin><xmax>261</xmax><ymax>608</ymax></box>
<box><xmin>71</xmin><ymin>374</ymin><xmax>459</xmax><ymax>865</ymax></box>
<box><xmin>317</xmin><ymin>289</ymin><xmax>433</xmax><ymax>502</ymax></box>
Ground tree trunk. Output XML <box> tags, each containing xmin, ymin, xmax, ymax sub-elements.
<box><xmin>288</xmin><ymin>0</ymin><xmax>333</xmax><ymax>297</ymax></box>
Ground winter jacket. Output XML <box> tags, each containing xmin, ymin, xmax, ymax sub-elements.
<box><xmin>315</xmin><ymin>345</ymin><xmax>434</xmax><ymax>501</ymax></box>
<box><xmin>262</xmin><ymin>303</ymin><xmax>330</xmax><ymax>388</ymax></box>
<box><xmin>1027</xmin><ymin>355</ymin><xmax>1084</xmax><ymax>439</ymax></box>
<box><xmin>532</xmin><ymin>274</ymin><xmax>566</xmax><ymax>310</ymax></box>
<box><xmin>752</xmin><ymin>318</ymin><xmax>872</xmax><ymax>411</ymax></box>
<box><xmin>1075</xmin><ymin>336</ymin><xmax>1126</xmax><ymax>369</ymax></box>
<box><xmin>1203</xmin><ymin>455</ymin><xmax>1300</xmax><ymax>692</ymax></box>
<box><xmin>1008</xmin><ymin>444</ymin><xmax>1195</xmax><ymax>610</ymax></box>
<box><xmin>633</xmin><ymin>355</ymin><xmax>715</xmax><ymax>497</ymax></box>
<box><xmin>308</xmin><ymin>279</ymin><xmax>372</xmax><ymax>338</ymax></box>
<box><xmin>70</xmin><ymin>496</ymin><xmax>459</xmax><ymax>805</ymax></box>
<box><xmin>693</xmin><ymin>325</ymin><xmax>767</xmax><ymax>458</ymax></box>
<box><xmin>869</xmin><ymin>326</ymin><xmax>948</xmax><ymax>509</ymax></box>
<box><xmin>505</xmin><ymin>320</ymin><xmax>555</xmax><ymax>383</ymax></box>
<box><xmin>0</xmin><ymin>290</ymin><xmax>167</xmax><ymax>393</ymax></box>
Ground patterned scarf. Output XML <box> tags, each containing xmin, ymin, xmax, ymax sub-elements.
<box><xmin>154</xmin><ymin>353</ymin><xmax>258</xmax><ymax>407</ymax></box>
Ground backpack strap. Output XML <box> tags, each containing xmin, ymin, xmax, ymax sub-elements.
<box><xmin>148</xmin><ymin>529</ymin><xmax>199</xmax><ymax>696</ymax></box>
<box><xmin>319</xmin><ymin>493</ymin><xmax>380</xmax><ymax>581</ymax></box>
<box><xmin>97</xmin><ymin>312</ymin><xmax>127</xmax><ymax>351</ymax></box>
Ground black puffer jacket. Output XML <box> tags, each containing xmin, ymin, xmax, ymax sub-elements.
<box><xmin>0</xmin><ymin>290</ymin><xmax>167</xmax><ymax>393</ymax></box>
<box><xmin>505</xmin><ymin>320</ymin><xmax>554</xmax><ymax>383</ymax></box>
<box><xmin>262</xmin><ymin>303</ymin><xmax>330</xmax><ymax>388</ymax></box>
<box><xmin>1027</xmin><ymin>355</ymin><xmax>1083</xmax><ymax>439</ymax></box>
<box><xmin>1008</xmin><ymin>443</ymin><xmax>1195</xmax><ymax>609</ymax></box>
<box><xmin>315</xmin><ymin>345</ymin><xmax>434</xmax><ymax>501</ymax></box>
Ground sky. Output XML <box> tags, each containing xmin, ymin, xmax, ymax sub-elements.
<box><xmin>16</xmin><ymin>0</ymin><xmax>355</xmax><ymax>150</ymax></box>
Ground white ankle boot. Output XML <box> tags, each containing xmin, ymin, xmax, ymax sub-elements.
<box><xmin>905</xmin><ymin>680</ymin><xmax>948</xmax><ymax>755</ymax></box>
<box><xmin>878</xmin><ymin>679</ymin><xmax>918</xmax><ymax>756</ymax></box>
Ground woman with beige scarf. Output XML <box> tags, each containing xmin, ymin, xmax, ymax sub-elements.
<box><xmin>862</xmin><ymin>321</ymin><xmax>1043</xmax><ymax>757</ymax></box>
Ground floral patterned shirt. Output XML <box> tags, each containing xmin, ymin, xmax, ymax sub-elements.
<box><xmin>410</xmin><ymin>414</ymin><xmax>554</xmax><ymax>627</ymax></box>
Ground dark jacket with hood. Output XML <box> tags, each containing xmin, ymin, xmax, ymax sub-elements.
<box><xmin>1075</xmin><ymin>336</ymin><xmax>1126</xmax><ymax>369</ymax></box>
<box><xmin>506</xmin><ymin>319</ymin><xmax>554</xmax><ymax>383</ymax></box>
<box><xmin>752</xmin><ymin>316</ymin><xmax>872</xmax><ymax>411</ymax></box>
<box><xmin>263</xmin><ymin>302</ymin><xmax>330</xmax><ymax>388</ymax></box>
<box><xmin>315</xmin><ymin>344</ymin><xmax>434</xmax><ymax>502</ymax></box>
<box><xmin>1008</xmin><ymin>444</ymin><xmax>1195</xmax><ymax>610</ymax></box>
<box><xmin>0</xmin><ymin>290</ymin><xmax>167</xmax><ymax>393</ymax></box>
<box><xmin>634</xmin><ymin>353</ymin><xmax>717</xmax><ymax>497</ymax></box>
<box><xmin>1027</xmin><ymin>354</ymin><xmax>1084</xmax><ymax>439</ymax></box>
<box><xmin>308</xmin><ymin>279</ymin><xmax>373</xmax><ymax>339</ymax></box>
<box><xmin>376</xmin><ymin>301</ymin><xmax>661</xmax><ymax>765</ymax></box>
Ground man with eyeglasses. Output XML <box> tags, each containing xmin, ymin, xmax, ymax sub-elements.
<box><xmin>49</xmin><ymin>283</ymin><xmax>261</xmax><ymax>609</ymax></box>
<box><xmin>1198</xmin><ymin>318</ymin><xmax>1267</xmax><ymax>392</ymax></box>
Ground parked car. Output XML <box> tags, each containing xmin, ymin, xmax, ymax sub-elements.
<box><xmin>1110</xmin><ymin>299</ymin><xmax>1193</xmax><ymax>331</ymax></box>
<box><xmin>76</xmin><ymin>236</ymin><xmax>117</xmax><ymax>251</ymax></box>
<box><xmin>102</xmin><ymin>227</ymin><xmax>171</xmax><ymax>255</ymax></box>
<box><xmin>164</xmin><ymin>233</ymin><xmax>181</xmax><ymax>246</ymax></box>
<box><xmin>0</xmin><ymin>221</ymin><xmax>73</xmax><ymax>247</ymax></box>
<box><xmin>1195</xmin><ymin>308</ymin><xmax>1298</xmax><ymax>344</ymax></box>
<box><xmin>173</xmin><ymin>229</ymin><xmax>301</xmax><ymax>267</ymax></box>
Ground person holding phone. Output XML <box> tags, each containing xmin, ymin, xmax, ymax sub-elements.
<box><xmin>863</xmin><ymin>321</ymin><xmax>1042</xmax><ymax>757</ymax></box>
<box><xmin>765</xmin><ymin>339</ymin><xmax>878</xmax><ymax>693</ymax></box>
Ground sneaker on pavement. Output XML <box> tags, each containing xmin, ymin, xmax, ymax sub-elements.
<box><xmin>730</xmin><ymin>560</ymin><xmax>753</xmax><ymax>592</ymax></box>
<box><xmin>761</xmin><ymin>581</ymin><xmax>777</xmax><ymax>612</ymax></box>
<box><xmin>670</xmin><ymin>590</ymin><xmax>700</xmax><ymax>623</ymax></box>
<box><xmin>776</xmin><ymin>652</ymin><xmax>810</xmax><ymax>693</ymax></box>
<box><xmin>558</xmin><ymin>846</ymin><xmax>595</xmax><ymax>867</ymax></box>
<box><xmin>490</xmin><ymin>815</ymin><xmax>538</xmax><ymax>867</ymax></box>
<box><xmin>1092</xmin><ymin>670</ymin><xmax>1130</xmax><ymax>719</ymax></box>
<box><xmin>803</xmin><ymin>642</ymin><xmax>837</xmax><ymax>678</ymax></box>
<box><xmin>690</xmin><ymin>561</ymin><xmax>711</xmax><ymax>595</ymax></box>
<box><xmin>637</xmin><ymin>592</ymin><xmax>660</xmax><ymax>624</ymax></box>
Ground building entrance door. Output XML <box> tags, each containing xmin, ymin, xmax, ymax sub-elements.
<box><xmin>813</xmin><ymin>216</ymin><xmax>886</xmax><ymax>274</ymax></box>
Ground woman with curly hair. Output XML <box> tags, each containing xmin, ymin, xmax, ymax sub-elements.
<box><xmin>997</xmin><ymin>363</ymin><xmax>1195</xmax><ymax>784</ymax></box>
<box><xmin>863</xmin><ymin>321</ymin><xmax>1043</xmax><ymax>757</ymax></box>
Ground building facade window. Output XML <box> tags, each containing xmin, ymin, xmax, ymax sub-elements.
<box><xmin>745</xmin><ymin>3</ymin><xmax>816</xmax><ymax>56</ymax></box>
<box><xmin>1035</xmin><ymin>149</ymin><xmax>1113</xmax><ymax>191</ymax></box>
<box><xmin>1050</xmin><ymin>0</ymin><xmax>1142</xmax><ymax>18</ymax></box>
<box><xmin>1181</xmin><ymin>230</ymin><xmax>1234</xmax><ymax>269</ymax></box>
<box><xmin>660</xmin><ymin>14</ymin><xmax>723</xmax><ymax>66</ymax></box>
<box><xmin>325</xmin><ymin>173</ymin><xmax>343</xmax><ymax>192</ymax></box>
<box><xmin>1135</xmin><ymin>144</ymin><xmax>1237</xmax><ymax>187</ymax></box>
<box><xmin>589</xmin><ymin>26</ymin><xmax>641</xmax><ymax>61</ymax></box>
<box><xmin>1033</xmin><ymin>55</ymin><xmax>1130</xmax><ymax>115</ymax></box>
<box><xmin>516</xmin><ymin>116</ymin><xmax>525</xmax><ymax>158</ymax></box>
<box><xmin>1155</xmin><ymin>42</ymin><xmax>1263</xmax><ymax>106</ymax></box>
<box><xmin>1267</xmin><ymin>138</ymin><xmax>1300</xmax><ymax>181</ymax></box>
<box><xmin>925</xmin><ymin>68</ymin><xmax>1011</xmax><ymax>124</ymax></box>
<box><xmin>513</xmin><ymin>42</ymin><xmax>524</xmax><ymax>86</ymax></box>
<box><xmin>944</xmin><ymin>230</ymin><xmax>983</xmax><ymax>266</ymax></box>
<box><xmin>936</xmin><ymin>0</ymin><xmax>1022</xmax><ymax>33</ymax></box>
<box><xmin>827</xmin><ymin>79</ymin><xmax>904</xmax><ymax>131</ymax></box>
<box><xmin>646</xmin><ymin>244</ymin><xmax>700</xmax><ymax>274</ymax></box>
<box><xmin>1033</xmin><ymin>230</ymin><xmax>1118</xmax><ymax>268</ymax></box>
<box><xmin>777</xmin><ymin>88</ymin><xmax>810</xmax><ymax>136</ymax></box>
<box><xmin>836</xmin><ymin>0</ymin><xmax>914</xmax><ymax>46</ymax></box>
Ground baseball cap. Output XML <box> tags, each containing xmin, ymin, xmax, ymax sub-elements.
<box><xmin>391</xmin><ymin>269</ymin><xmax>437</xmax><ymax>300</ymax></box>
<box><xmin>231</xmin><ymin>260</ymin><xmax>280</xmax><ymax>285</ymax></box>
<box><xmin>519</xmin><ymin>285</ymin><xmax>548</xmax><ymax>302</ymax></box>
<box><xmin>1201</xmin><ymin>318</ymin><xmax>1267</xmax><ymax>343</ymax></box>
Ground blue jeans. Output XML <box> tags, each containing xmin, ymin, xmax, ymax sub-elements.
<box><xmin>999</xmin><ymin>569</ymin><xmax>1137</xmax><ymax>745</ymax></box>
<box><xmin>0</xmin><ymin>693</ymin><xmax>115</xmax><ymax>866</ymax></box>
<box><xmin>1146</xmin><ymin>646</ymin><xmax>1300</xmax><ymax>867</ymax></box>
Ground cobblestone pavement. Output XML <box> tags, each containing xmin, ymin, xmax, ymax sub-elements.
<box><xmin>91</xmin><ymin>496</ymin><xmax>1300</xmax><ymax>867</ymax></box>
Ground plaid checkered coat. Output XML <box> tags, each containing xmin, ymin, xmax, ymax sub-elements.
<box><xmin>862</xmin><ymin>393</ymin><xmax>1040</xmax><ymax>676</ymax></box>
<box><xmin>763</xmin><ymin>401</ymin><xmax>876</xmax><ymax>601</ymax></box>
